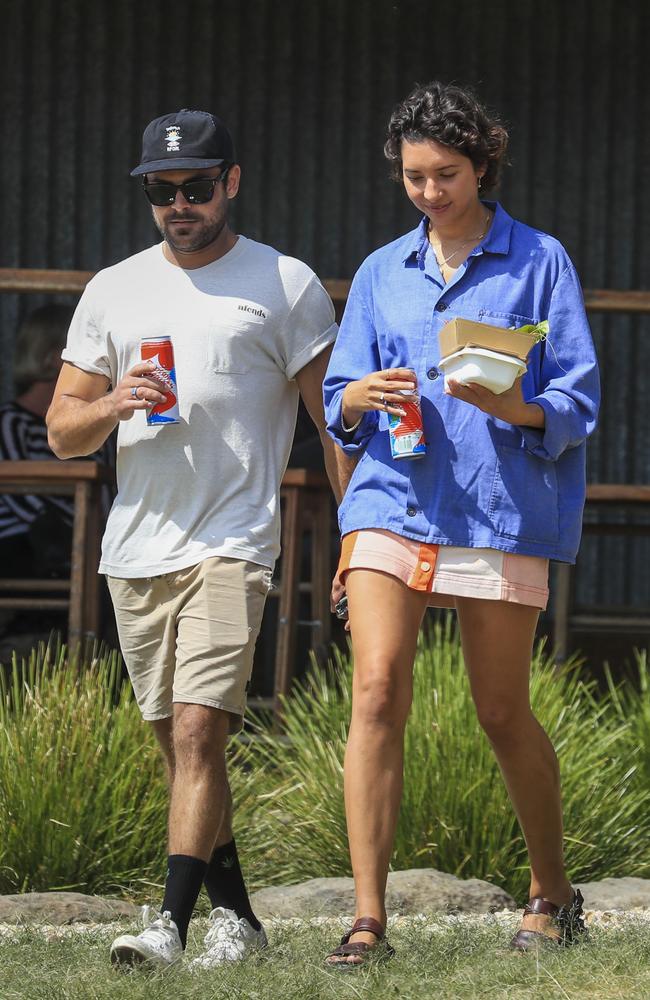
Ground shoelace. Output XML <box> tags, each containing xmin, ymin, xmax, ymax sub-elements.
<box><xmin>204</xmin><ymin>909</ymin><xmax>245</xmax><ymax>946</ymax></box>
<box><xmin>140</xmin><ymin>906</ymin><xmax>174</xmax><ymax>934</ymax></box>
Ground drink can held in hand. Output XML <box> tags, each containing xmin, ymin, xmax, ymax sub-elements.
<box><xmin>140</xmin><ymin>337</ymin><xmax>180</xmax><ymax>425</ymax></box>
<box><xmin>388</xmin><ymin>370</ymin><xmax>426</xmax><ymax>460</ymax></box>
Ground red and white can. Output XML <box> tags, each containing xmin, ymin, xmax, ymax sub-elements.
<box><xmin>140</xmin><ymin>337</ymin><xmax>180</xmax><ymax>425</ymax></box>
<box><xmin>388</xmin><ymin>370</ymin><xmax>427</xmax><ymax>459</ymax></box>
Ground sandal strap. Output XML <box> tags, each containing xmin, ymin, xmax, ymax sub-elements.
<box><xmin>523</xmin><ymin>896</ymin><xmax>560</xmax><ymax>918</ymax></box>
<box><xmin>557</xmin><ymin>888</ymin><xmax>587</xmax><ymax>937</ymax></box>
<box><xmin>330</xmin><ymin>942</ymin><xmax>373</xmax><ymax>957</ymax></box>
<box><xmin>513</xmin><ymin>889</ymin><xmax>587</xmax><ymax>951</ymax></box>
<box><xmin>510</xmin><ymin>928</ymin><xmax>560</xmax><ymax>950</ymax></box>
<box><xmin>349</xmin><ymin>916</ymin><xmax>386</xmax><ymax>939</ymax></box>
<box><xmin>559</xmin><ymin>888</ymin><xmax>584</xmax><ymax>918</ymax></box>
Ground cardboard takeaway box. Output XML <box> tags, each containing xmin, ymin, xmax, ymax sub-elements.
<box><xmin>438</xmin><ymin>318</ymin><xmax>537</xmax><ymax>362</ymax></box>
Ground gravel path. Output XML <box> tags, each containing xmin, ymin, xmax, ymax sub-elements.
<box><xmin>1</xmin><ymin>908</ymin><xmax>649</xmax><ymax>942</ymax></box>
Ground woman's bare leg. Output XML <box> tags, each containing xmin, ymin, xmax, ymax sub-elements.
<box><xmin>456</xmin><ymin>597</ymin><xmax>573</xmax><ymax>936</ymax></box>
<box><xmin>327</xmin><ymin>570</ymin><xmax>429</xmax><ymax>964</ymax></box>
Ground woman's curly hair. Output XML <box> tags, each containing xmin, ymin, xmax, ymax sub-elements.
<box><xmin>384</xmin><ymin>81</ymin><xmax>509</xmax><ymax>192</ymax></box>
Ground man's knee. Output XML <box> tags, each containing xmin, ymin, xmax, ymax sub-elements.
<box><xmin>172</xmin><ymin>704</ymin><xmax>229</xmax><ymax>769</ymax></box>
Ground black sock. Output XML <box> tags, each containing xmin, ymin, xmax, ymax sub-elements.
<box><xmin>161</xmin><ymin>854</ymin><xmax>208</xmax><ymax>949</ymax></box>
<box><xmin>203</xmin><ymin>839</ymin><xmax>261</xmax><ymax>931</ymax></box>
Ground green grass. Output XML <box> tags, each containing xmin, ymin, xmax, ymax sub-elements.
<box><xmin>1</xmin><ymin>918</ymin><xmax>650</xmax><ymax>999</ymax></box>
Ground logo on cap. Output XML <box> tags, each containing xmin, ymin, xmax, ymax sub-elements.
<box><xmin>165</xmin><ymin>125</ymin><xmax>182</xmax><ymax>152</ymax></box>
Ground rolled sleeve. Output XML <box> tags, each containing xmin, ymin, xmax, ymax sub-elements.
<box><xmin>323</xmin><ymin>273</ymin><xmax>381</xmax><ymax>453</ymax></box>
<box><xmin>280</xmin><ymin>274</ymin><xmax>338</xmax><ymax>380</ymax></box>
<box><xmin>61</xmin><ymin>284</ymin><xmax>112</xmax><ymax>381</ymax></box>
<box><xmin>520</xmin><ymin>265</ymin><xmax>600</xmax><ymax>461</ymax></box>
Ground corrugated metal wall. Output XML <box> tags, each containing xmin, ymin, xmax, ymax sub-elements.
<box><xmin>1</xmin><ymin>0</ymin><xmax>649</xmax><ymax>612</ymax></box>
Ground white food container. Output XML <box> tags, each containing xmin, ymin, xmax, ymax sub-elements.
<box><xmin>438</xmin><ymin>347</ymin><xmax>527</xmax><ymax>395</ymax></box>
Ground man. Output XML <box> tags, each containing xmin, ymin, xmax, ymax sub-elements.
<box><xmin>47</xmin><ymin>109</ymin><xmax>348</xmax><ymax>969</ymax></box>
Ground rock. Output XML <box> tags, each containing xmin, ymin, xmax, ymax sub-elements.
<box><xmin>250</xmin><ymin>869</ymin><xmax>515</xmax><ymax>919</ymax></box>
<box><xmin>576</xmin><ymin>877</ymin><xmax>650</xmax><ymax>911</ymax></box>
<box><xmin>387</xmin><ymin>869</ymin><xmax>515</xmax><ymax>913</ymax></box>
<box><xmin>0</xmin><ymin>892</ymin><xmax>140</xmax><ymax>925</ymax></box>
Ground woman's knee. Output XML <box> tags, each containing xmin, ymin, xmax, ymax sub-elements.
<box><xmin>474</xmin><ymin>698</ymin><xmax>533</xmax><ymax>744</ymax></box>
<box><xmin>352</xmin><ymin>665</ymin><xmax>411</xmax><ymax>729</ymax></box>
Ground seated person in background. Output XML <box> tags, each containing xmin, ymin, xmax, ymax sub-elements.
<box><xmin>0</xmin><ymin>303</ymin><xmax>114</xmax><ymax>585</ymax></box>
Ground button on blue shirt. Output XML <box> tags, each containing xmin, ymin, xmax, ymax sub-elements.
<box><xmin>324</xmin><ymin>203</ymin><xmax>600</xmax><ymax>563</ymax></box>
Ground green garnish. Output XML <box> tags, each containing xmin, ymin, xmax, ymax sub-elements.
<box><xmin>514</xmin><ymin>320</ymin><xmax>549</xmax><ymax>343</ymax></box>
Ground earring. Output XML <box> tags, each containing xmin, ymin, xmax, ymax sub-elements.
<box><xmin>478</xmin><ymin>176</ymin><xmax>483</xmax><ymax>191</ymax></box>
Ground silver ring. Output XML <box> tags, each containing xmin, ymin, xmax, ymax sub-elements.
<box><xmin>379</xmin><ymin>392</ymin><xmax>385</xmax><ymax>405</ymax></box>
<box><xmin>130</xmin><ymin>386</ymin><xmax>139</xmax><ymax>400</ymax></box>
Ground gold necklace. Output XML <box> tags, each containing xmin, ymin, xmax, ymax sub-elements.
<box><xmin>429</xmin><ymin>213</ymin><xmax>491</xmax><ymax>268</ymax></box>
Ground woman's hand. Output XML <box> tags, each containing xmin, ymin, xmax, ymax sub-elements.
<box><xmin>342</xmin><ymin>368</ymin><xmax>418</xmax><ymax>427</ymax></box>
<box><xmin>445</xmin><ymin>375</ymin><xmax>545</xmax><ymax>428</ymax></box>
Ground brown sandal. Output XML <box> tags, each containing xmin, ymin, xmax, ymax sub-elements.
<box><xmin>510</xmin><ymin>888</ymin><xmax>587</xmax><ymax>951</ymax></box>
<box><xmin>325</xmin><ymin>916</ymin><xmax>395</xmax><ymax>968</ymax></box>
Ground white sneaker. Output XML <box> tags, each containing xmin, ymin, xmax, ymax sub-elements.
<box><xmin>110</xmin><ymin>906</ymin><xmax>183</xmax><ymax>969</ymax></box>
<box><xmin>189</xmin><ymin>907</ymin><xmax>268</xmax><ymax>968</ymax></box>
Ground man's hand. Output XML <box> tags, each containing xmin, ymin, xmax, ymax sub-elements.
<box><xmin>105</xmin><ymin>362</ymin><xmax>168</xmax><ymax>421</ymax></box>
<box><xmin>48</xmin><ymin>360</ymin><xmax>165</xmax><ymax>459</ymax></box>
<box><xmin>330</xmin><ymin>574</ymin><xmax>350</xmax><ymax>632</ymax></box>
<box><xmin>330</xmin><ymin>573</ymin><xmax>345</xmax><ymax>611</ymax></box>
<box><xmin>444</xmin><ymin>375</ymin><xmax>545</xmax><ymax>428</ymax></box>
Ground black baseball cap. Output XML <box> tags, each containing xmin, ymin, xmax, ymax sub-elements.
<box><xmin>130</xmin><ymin>109</ymin><xmax>236</xmax><ymax>176</ymax></box>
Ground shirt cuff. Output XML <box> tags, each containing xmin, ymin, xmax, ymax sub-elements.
<box><xmin>341</xmin><ymin>413</ymin><xmax>363</xmax><ymax>433</ymax></box>
<box><xmin>520</xmin><ymin>396</ymin><xmax>565</xmax><ymax>461</ymax></box>
<box><xmin>326</xmin><ymin>408</ymin><xmax>379</xmax><ymax>453</ymax></box>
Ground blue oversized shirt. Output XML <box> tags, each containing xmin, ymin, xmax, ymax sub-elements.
<box><xmin>324</xmin><ymin>203</ymin><xmax>600</xmax><ymax>563</ymax></box>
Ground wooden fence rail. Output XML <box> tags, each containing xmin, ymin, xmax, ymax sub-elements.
<box><xmin>0</xmin><ymin>268</ymin><xmax>649</xmax><ymax>314</ymax></box>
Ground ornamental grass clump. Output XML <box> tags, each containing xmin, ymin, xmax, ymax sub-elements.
<box><xmin>0</xmin><ymin>640</ymin><xmax>168</xmax><ymax>894</ymax></box>
<box><xmin>0</xmin><ymin>638</ymin><xmax>279</xmax><ymax>897</ymax></box>
<box><xmin>240</xmin><ymin>617</ymin><xmax>650</xmax><ymax>901</ymax></box>
<box><xmin>605</xmin><ymin>649</ymin><xmax>650</xmax><ymax>788</ymax></box>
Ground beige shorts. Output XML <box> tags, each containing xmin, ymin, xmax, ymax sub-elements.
<box><xmin>107</xmin><ymin>556</ymin><xmax>272</xmax><ymax>733</ymax></box>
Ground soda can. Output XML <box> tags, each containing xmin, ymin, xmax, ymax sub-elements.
<box><xmin>388</xmin><ymin>370</ymin><xmax>427</xmax><ymax>460</ymax></box>
<box><xmin>140</xmin><ymin>337</ymin><xmax>180</xmax><ymax>425</ymax></box>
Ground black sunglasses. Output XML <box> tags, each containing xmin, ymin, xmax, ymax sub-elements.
<box><xmin>142</xmin><ymin>166</ymin><xmax>231</xmax><ymax>206</ymax></box>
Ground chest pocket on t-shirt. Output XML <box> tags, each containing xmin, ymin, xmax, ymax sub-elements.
<box><xmin>206</xmin><ymin>316</ymin><xmax>259</xmax><ymax>375</ymax></box>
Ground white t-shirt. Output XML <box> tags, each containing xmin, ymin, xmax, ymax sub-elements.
<box><xmin>62</xmin><ymin>237</ymin><xmax>337</xmax><ymax>577</ymax></box>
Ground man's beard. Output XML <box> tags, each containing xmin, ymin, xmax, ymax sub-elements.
<box><xmin>155</xmin><ymin>211</ymin><xmax>228</xmax><ymax>254</ymax></box>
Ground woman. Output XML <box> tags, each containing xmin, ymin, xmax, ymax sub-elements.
<box><xmin>323</xmin><ymin>81</ymin><xmax>599</xmax><ymax>964</ymax></box>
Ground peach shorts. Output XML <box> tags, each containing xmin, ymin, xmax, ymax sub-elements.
<box><xmin>337</xmin><ymin>529</ymin><xmax>549</xmax><ymax>610</ymax></box>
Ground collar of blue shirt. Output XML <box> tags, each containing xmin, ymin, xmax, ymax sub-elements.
<box><xmin>402</xmin><ymin>200</ymin><xmax>514</xmax><ymax>265</ymax></box>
